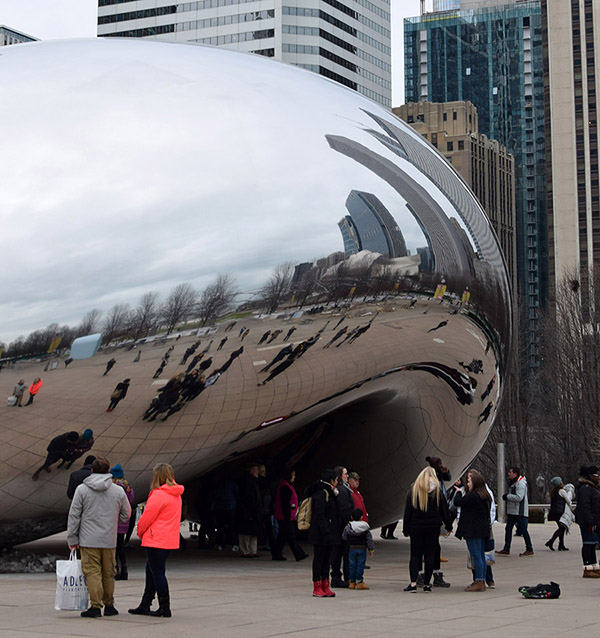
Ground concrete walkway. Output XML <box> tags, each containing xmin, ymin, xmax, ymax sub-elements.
<box><xmin>1</xmin><ymin>522</ymin><xmax>598</xmax><ymax>637</ymax></box>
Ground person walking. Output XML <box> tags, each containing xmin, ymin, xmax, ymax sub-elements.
<box><xmin>545</xmin><ymin>476</ymin><xmax>574</xmax><ymax>552</ymax></box>
<box><xmin>497</xmin><ymin>466</ymin><xmax>534</xmax><ymax>556</ymax></box>
<box><xmin>103</xmin><ymin>359</ymin><xmax>116</xmax><ymax>376</ymax></box>
<box><xmin>217</xmin><ymin>337</ymin><xmax>227</xmax><ymax>351</ymax></box>
<box><xmin>454</xmin><ymin>470</ymin><xmax>492</xmax><ymax>592</ymax></box>
<box><xmin>129</xmin><ymin>463</ymin><xmax>184</xmax><ymax>617</ymax></box>
<box><xmin>12</xmin><ymin>379</ymin><xmax>27</xmax><ymax>407</ymax></box>
<box><xmin>111</xmin><ymin>464</ymin><xmax>134</xmax><ymax>581</ymax></box>
<box><xmin>25</xmin><ymin>377</ymin><xmax>43</xmax><ymax>405</ymax></box>
<box><xmin>575</xmin><ymin>465</ymin><xmax>600</xmax><ymax>578</ymax></box>
<box><xmin>380</xmin><ymin>522</ymin><xmax>399</xmax><ymax>539</ymax></box>
<box><xmin>274</xmin><ymin>469</ymin><xmax>308</xmax><ymax>561</ymax></box>
<box><xmin>106</xmin><ymin>379</ymin><xmax>130</xmax><ymax>412</ymax></box>
<box><xmin>67</xmin><ymin>457</ymin><xmax>131</xmax><ymax>618</ymax></box>
<box><xmin>306</xmin><ymin>468</ymin><xmax>339</xmax><ymax>598</ymax></box>
<box><xmin>402</xmin><ymin>467</ymin><xmax>452</xmax><ymax>593</ymax></box>
<box><xmin>342</xmin><ymin>508</ymin><xmax>374</xmax><ymax>590</ymax></box>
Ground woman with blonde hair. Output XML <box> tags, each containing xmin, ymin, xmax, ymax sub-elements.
<box><xmin>402</xmin><ymin>467</ymin><xmax>452</xmax><ymax>592</ymax></box>
<box><xmin>128</xmin><ymin>463</ymin><xmax>184</xmax><ymax>618</ymax></box>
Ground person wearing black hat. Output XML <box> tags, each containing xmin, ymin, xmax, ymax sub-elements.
<box><xmin>106</xmin><ymin>379</ymin><xmax>130</xmax><ymax>412</ymax></box>
<box><xmin>67</xmin><ymin>455</ymin><xmax>97</xmax><ymax>499</ymax></box>
<box><xmin>575</xmin><ymin>465</ymin><xmax>600</xmax><ymax>577</ymax></box>
<box><xmin>305</xmin><ymin>468</ymin><xmax>340</xmax><ymax>598</ymax></box>
<box><xmin>111</xmin><ymin>463</ymin><xmax>134</xmax><ymax>581</ymax></box>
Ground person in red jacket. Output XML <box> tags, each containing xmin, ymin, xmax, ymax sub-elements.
<box><xmin>348</xmin><ymin>472</ymin><xmax>369</xmax><ymax>523</ymax></box>
<box><xmin>25</xmin><ymin>377</ymin><xmax>43</xmax><ymax>406</ymax></box>
<box><xmin>128</xmin><ymin>463</ymin><xmax>184</xmax><ymax>618</ymax></box>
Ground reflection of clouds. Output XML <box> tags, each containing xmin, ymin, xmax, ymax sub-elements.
<box><xmin>1</xmin><ymin>40</ymin><xmax>473</xmax><ymax>341</ymax></box>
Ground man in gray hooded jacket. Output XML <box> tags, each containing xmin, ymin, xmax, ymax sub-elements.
<box><xmin>67</xmin><ymin>457</ymin><xmax>131</xmax><ymax>618</ymax></box>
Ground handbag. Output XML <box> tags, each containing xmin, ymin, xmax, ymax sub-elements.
<box><xmin>54</xmin><ymin>550</ymin><xmax>89</xmax><ymax>611</ymax></box>
<box><xmin>7</xmin><ymin>396</ymin><xmax>17</xmax><ymax>406</ymax></box>
<box><xmin>110</xmin><ymin>389</ymin><xmax>122</xmax><ymax>401</ymax></box>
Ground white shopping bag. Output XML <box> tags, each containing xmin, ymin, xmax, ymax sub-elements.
<box><xmin>55</xmin><ymin>550</ymin><xmax>89</xmax><ymax>611</ymax></box>
<box><xmin>7</xmin><ymin>396</ymin><xmax>16</xmax><ymax>406</ymax></box>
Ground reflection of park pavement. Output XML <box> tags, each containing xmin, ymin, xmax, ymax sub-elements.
<box><xmin>0</xmin><ymin>299</ymin><xmax>499</xmax><ymax>540</ymax></box>
<box><xmin>4</xmin><ymin>522</ymin><xmax>596</xmax><ymax>636</ymax></box>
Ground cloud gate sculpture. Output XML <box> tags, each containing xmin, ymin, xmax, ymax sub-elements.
<box><xmin>0</xmin><ymin>39</ymin><xmax>511</xmax><ymax>546</ymax></box>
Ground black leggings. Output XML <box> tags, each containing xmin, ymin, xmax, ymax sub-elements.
<box><xmin>145</xmin><ymin>547</ymin><xmax>170</xmax><ymax>597</ymax></box>
<box><xmin>116</xmin><ymin>533</ymin><xmax>127</xmax><ymax>570</ymax></box>
<box><xmin>409</xmin><ymin>529</ymin><xmax>438</xmax><ymax>585</ymax></box>
<box><xmin>312</xmin><ymin>544</ymin><xmax>332</xmax><ymax>581</ymax></box>
<box><xmin>548</xmin><ymin>522</ymin><xmax>567</xmax><ymax>548</ymax></box>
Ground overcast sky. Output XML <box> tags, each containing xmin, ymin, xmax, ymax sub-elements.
<box><xmin>0</xmin><ymin>0</ymin><xmax>424</xmax><ymax>345</ymax></box>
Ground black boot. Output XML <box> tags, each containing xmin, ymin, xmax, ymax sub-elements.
<box><xmin>115</xmin><ymin>566</ymin><xmax>128</xmax><ymax>581</ymax></box>
<box><xmin>149</xmin><ymin>592</ymin><xmax>171</xmax><ymax>618</ymax></box>
<box><xmin>128</xmin><ymin>591</ymin><xmax>154</xmax><ymax>615</ymax></box>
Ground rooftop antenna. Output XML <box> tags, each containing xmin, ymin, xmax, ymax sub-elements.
<box><xmin>421</xmin><ymin>0</ymin><xmax>425</xmax><ymax>14</ymax></box>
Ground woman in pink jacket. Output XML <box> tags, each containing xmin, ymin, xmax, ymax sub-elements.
<box><xmin>128</xmin><ymin>463</ymin><xmax>184</xmax><ymax>618</ymax></box>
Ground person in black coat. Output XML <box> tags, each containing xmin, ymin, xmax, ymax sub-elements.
<box><xmin>330</xmin><ymin>465</ymin><xmax>354</xmax><ymax>588</ymax></box>
<box><xmin>454</xmin><ymin>471</ymin><xmax>491</xmax><ymax>592</ymax></box>
<box><xmin>306</xmin><ymin>468</ymin><xmax>339</xmax><ymax>597</ymax></box>
<box><xmin>106</xmin><ymin>378</ymin><xmax>130</xmax><ymax>412</ymax></box>
<box><xmin>402</xmin><ymin>467</ymin><xmax>452</xmax><ymax>592</ymax></box>
<box><xmin>66</xmin><ymin>455</ymin><xmax>96</xmax><ymax>499</ymax></box>
<box><xmin>574</xmin><ymin>465</ymin><xmax>600</xmax><ymax>577</ymax></box>
<box><xmin>32</xmin><ymin>431</ymin><xmax>79</xmax><ymax>481</ymax></box>
<box><xmin>237</xmin><ymin>462</ymin><xmax>263</xmax><ymax>557</ymax></box>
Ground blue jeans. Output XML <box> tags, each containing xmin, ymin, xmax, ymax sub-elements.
<box><xmin>503</xmin><ymin>515</ymin><xmax>533</xmax><ymax>552</ymax></box>
<box><xmin>348</xmin><ymin>548</ymin><xmax>367</xmax><ymax>583</ymax></box>
<box><xmin>466</xmin><ymin>537</ymin><xmax>486</xmax><ymax>582</ymax></box>
<box><xmin>145</xmin><ymin>547</ymin><xmax>171</xmax><ymax>597</ymax></box>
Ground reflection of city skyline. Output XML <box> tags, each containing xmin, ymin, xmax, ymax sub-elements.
<box><xmin>326</xmin><ymin>133</ymin><xmax>475</xmax><ymax>278</ymax></box>
<box><xmin>338</xmin><ymin>190</ymin><xmax>408</xmax><ymax>259</ymax></box>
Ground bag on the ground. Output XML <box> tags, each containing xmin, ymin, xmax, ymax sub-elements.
<box><xmin>518</xmin><ymin>582</ymin><xmax>560</xmax><ymax>599</ymax></box>
<box><xmin>297</xmin><ymin>489</ymin><xmax>328</xmax><ymax>531</ymax></box>
<box><xmin>55</xmin><ymin>550</ymin><xmax>89</xmax><ymax>611</ymax></box>
<box><xmin>7</xmin><ymin>396</ymin><xmax>17</xmax><ymax>406</ymax></box>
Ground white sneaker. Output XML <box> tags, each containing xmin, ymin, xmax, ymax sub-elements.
<box><xmin>232</xmin><ymin>544</ymin><xmax>239</xmax><ymax>552</ymax></box>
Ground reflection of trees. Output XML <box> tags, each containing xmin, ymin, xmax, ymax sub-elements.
<box><xmin>160</xmin><ymin>283</ymin><xmax>197</xmax><ymax>335</ymax></box>
<box><xmin>196</xmin><ymin>274</ymin><xmax>238</xmax><ymax>326</ymax></box>
<box><xmin>102</xmin><ymin>303</ymin><xmax>130</xmax><ymax>345</ymax></box>
<box><xmin>260</xmin><ymin>261</ymin><xmax>294</xmax><ymax>313</ymax></box>
<box><xmin>128</xmin><ymin>291</ymin><xmax>160</xmax><ymax>341</ymax></box>
<box><xmin>78</xmin><ymin>308</ymin><xmax>103</xmax><ymax>337</ymax></box>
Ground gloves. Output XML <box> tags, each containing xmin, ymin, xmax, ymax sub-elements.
<box><xmin>502</xmin><ymin>494</ymin><xmax>508</xmax><ymax>501</ymax></box>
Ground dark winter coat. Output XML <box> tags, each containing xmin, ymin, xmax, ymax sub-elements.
<box><xmin>67</xmin><ymin>463</ymin><xmax>94</xmax><ymax>499</ymax></box>
<box><xmin>548</xmin><ymin>489</ymin><xmax>567</xmax><ymax>522</ymax></box>
<box><xmin>575</xmin><ymin>478</ymin><xmax>600</xmax><ymax>529</ymax></box>
<box><xmin>336</xmin><ymin>482</ymin><xmax>355</xmax><ymax>527</ymax></box>
<box><xmin>454</xmin><ymin>490</ymin><xmax>491</xmax><ymax>540</ymax></box>
<box><xmin>237</xmin><ymin>473</ymin><xmax>262</xmax><ymax>536</ymax></box>
<box><xmin>306</xmin><ymin>481</ymin><xmax>339</xmax><ymax>546</ymax></box>
<box><xmin>402</xmin><ymin>488</ymin><xmax>452</xmax><ymax>536</ymax></box>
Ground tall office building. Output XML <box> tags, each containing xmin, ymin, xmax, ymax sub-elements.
<box><xmin>339</xmin><ymin>190</ymin><xmax>408</xmax><ymax>258</ymax></box>
<box><xmin>542</xmin><ymin>0</ymin><xmax>600</xmax><ymax>302</ymax></box>
<box><xmin>0</xmin><ymin>26</ymin><xmax>37</xmax><ymax>47</ymax></box>
<box><xmin>404</xmin><ymin>0</ymin><xmax>546</xmax><ymax>369</ymax></box>
<box><xmin>97</xmin><ymin>0</ymin><xmax>392</xmax><ymax>107</ymax></box>
<box><xmin>394</xmin><ymin>100</ymin><xmax>517</xmax><ymax>296</ymax></box>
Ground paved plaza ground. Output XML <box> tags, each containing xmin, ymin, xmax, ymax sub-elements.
<box><xmin>1</xmin><ymin>522</ymin><xmax>599</xmax><ymax>637</ymax></box>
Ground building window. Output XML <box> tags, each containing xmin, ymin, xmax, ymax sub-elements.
<box><xmin>443</xmin><ymin>112</ymin><xmax>447</xmax><ymax>121</ymax></box>
<box><xmin>458</xmin><ymin>140</ymin><xmax>464</xmax><ymax>150</ymax></box>
<box><xmin>447</xmin><ymin>141</ymin><xmax>454</xmax><ymax>151</ymax></box>
<box><xmin>453</xmin><ymin>111</ymin><xmax>457</xmax><ymax>120</ymax></box>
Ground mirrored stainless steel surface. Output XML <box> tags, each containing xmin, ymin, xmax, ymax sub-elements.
<box><xmin>0</xmin><ymin>39</ymin><xmax>511</xmax><ymax>545</ymax></box>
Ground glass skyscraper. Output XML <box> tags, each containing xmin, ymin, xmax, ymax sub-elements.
<box><xmin>404</xmin><ymin>1</ymin><xmax>546</xmax><ymax>369</ymax></box>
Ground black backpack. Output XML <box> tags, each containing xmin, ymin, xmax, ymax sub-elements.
<box><xmin>518</xmin><ymin>582</ymin><xmax>560</xmax><ymax>599</ymax></box>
